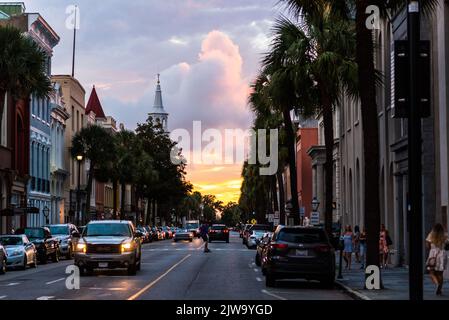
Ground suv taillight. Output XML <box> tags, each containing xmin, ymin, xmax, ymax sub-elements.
<box><xmin>271</xmin><ymin>243</ymin><xmax>288</xmax><ymax>249</ymax></box>
<box><xmin>315</xmin><ymin>245</ymin><xmax>331</xmax><ymax>253</ymax></box>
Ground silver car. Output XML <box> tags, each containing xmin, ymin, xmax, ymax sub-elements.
<box><xmin>247</xmin><ymin>229</ymin><xmax>269</xmax><ymax>249</ymax></box>
<box><xmin>46</xmin><ymin>224</ymin><xmax>80</xmax><ymax>259</ymax></box>
<box><xmin>0</xmin><ymin>235</ymin><xmax>37</xmax><ymax>270</ymax></box>
<box><xmin>173</xmin><ymin>228</ymin><xmax>193</xmax><ymax>242</ymax></box>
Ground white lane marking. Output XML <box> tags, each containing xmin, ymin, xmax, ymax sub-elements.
<box><xmin>261</xmin><ymin>289</ymin><xmax>287</xmax><ymax>301</ymax></box>
<box><xmin>6</xmin><ymin>282</ymin><xmax>20</xmax><ymax>286</ymax></box>
<box><xmin>256</xmin><ymin>277</ymin><xmax>263</xmax><ymax>282</ymax></box>
<box><xmin>89</xmin><ymin>287</ymin><xmax>126</xmax><ymax>291</ymax></box>
<box><xmin>253</xmin><ymin>268</ymin><xmax>259</xmax><ymax>272</ymax></box>
<box><xmin>46</xmin><ymin>278</ymin><xmax>65</xmax><ymax>285</ymax></box>
<box><xmin>36</xmin><ymin>296</ymin><xmax>55</xmax><ymax>300</ymax></box>
<box><xmin>0</xmin><ymin>295</ymin><xmax>7</xmax><ymax>299</ymax></box>
<box><xmin>128</xmin><ymin>254</ymin><xmax>191</xmax><ymax>300</ymax></box>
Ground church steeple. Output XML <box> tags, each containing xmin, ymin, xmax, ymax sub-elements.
<box><xmin>149</xmin><ymin>74</ymin><xmax>168</xmax><ymax>131</ymax></box>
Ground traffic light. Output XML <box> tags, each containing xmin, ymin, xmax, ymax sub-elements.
<box><xmin>393</xmin><ymin>40</ymin><xmax>431</xmax><ymax>118</ymax></box>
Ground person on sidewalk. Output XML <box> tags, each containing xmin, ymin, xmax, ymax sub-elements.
<box><xmin>425</xmin><ymin>223</ymin><xmax>448</xmax><ymax>296</ymax></box>
<box><xmin>342</xmin><ymin>225</ymin><xmax>354</xmax><ymax>270</ymax></box>
<box><xmin>359</xmin><ymin>227</ymin><xmax>367</xmax><ymax>269</ymax></box>
<box><xmin>379</xmin><ymin>224</ymin><xmax>389</xmax><ymax>268</ymax></box>
<box><xmin>354</xmin><ymin>225</ymin><xmax>361</xmax><ymax>263</ymax></box>
<box><xmin>200</xmin><ymin>222</ymin><xmax>211</xmax><ymax>253</ymax></box>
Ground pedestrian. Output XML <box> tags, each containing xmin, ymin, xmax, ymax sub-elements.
<box><xmin>379</xmin><ymin>224</ymin><xmax>389</xmax><ymax>268</ymax></box>
<box><xmin>200</xmin><ymin>222</ymin><xmax>211</xmax><ymax>253</ymax></box>
<box><xmin>425</xmin><ymin>223</ymin><xmax>448</xmax><ymax>295</ymax></box>
<box><xmin>359</xmin><ymin>227</ymin><xmax>367</xmax><ymax>269</ymax></box>
<box><xmin>354</xmin><ymin>225</ymin><xmax>361</xmax><ymax>263</ymax></box>
<box><xmin>342</xmin><ymin>225</ymin><xmax>354</xmax><ymax>270</ymax></box>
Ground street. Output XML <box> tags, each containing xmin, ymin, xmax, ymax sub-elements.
<box><xmin>0</xmin><ymin>232</ymin><xmax>351</xmax><ymax>300</ymax></box>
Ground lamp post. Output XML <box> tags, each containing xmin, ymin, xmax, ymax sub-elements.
<box><xmin>43</xmin><ymin>206</ymin><xmax>50</xmax><ymax>225</ymax></box>
<box><xmin>76</xmin><ymin>155</ymin><xmax>83</xmax><ymax>226</ymax></box>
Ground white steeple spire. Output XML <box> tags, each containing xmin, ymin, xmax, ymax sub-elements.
<box><xmin>149</xmin><ymin>74</ymin><xmax>168</xmax><ymax>131</ymax></box>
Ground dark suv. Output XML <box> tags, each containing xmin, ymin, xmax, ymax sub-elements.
<box><xmin>261</xmin><ymin>226</ymin><xmax>335</xmax><ymax>287</ymax></box>
<box><xmin>208</xmin><ymin>224</ymin><xmax>229</xmax><ymax>243</ymax></box>
<box><xmin>15</xmin><ymin>227</ymin><xmax>60</xmax><ymax>264</ymax></box>
<box><xmin>74</xmin><ymin>220</ymin><xmax>142</xmax><ymax>276</ymax></box>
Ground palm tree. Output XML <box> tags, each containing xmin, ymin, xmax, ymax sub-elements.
<box><xmin>0</xmin><ymin>26</ymin><xmax>52</xmax><ymax>135</ymax></box>
<box><xmin>71</xmin><ymin>125</ymin><xmax>116</xmax><ymax>223</ymax></box>
<box><xmin>262</xmin><ymin>13</ymin><xmax>357</xmax><ymax>232</ymax></box>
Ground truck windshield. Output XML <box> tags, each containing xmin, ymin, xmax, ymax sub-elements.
<box><xmin>186</xmin><ymin>223</ymin><xmax>198</xmax><ymax>229</ymax></box>
<box><xmin>84</xmin><ymin>224</ymin><xmax>131</xmax><ymax>237</ymax></box>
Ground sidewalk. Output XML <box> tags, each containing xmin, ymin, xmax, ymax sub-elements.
<box><xmin>335</xmin><ymin>258</ymin><xmax>449</xmax><ymax>300</ymax></box>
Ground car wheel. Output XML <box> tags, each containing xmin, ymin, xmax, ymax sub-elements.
<box><xmin>174</xmin><ymin>239</ymin><xmax>178</xmax><ymax>243</ymax></box>
<box><xmin>136</xmin><ymin>257</ymin><xmax>141</xmax><ymax>271</ymax></box>
<box><xmin>321</xmin><ymin>276</ymin><xmax>335</xmax><ymax>289</ymax></box>
<box><xmin>128</xmin><ymin>262</ymin><xmax>137</xmax><ymax>276</ymax></box>
<box><xmin>52</xmin><ymin>250</ymin><xmax>59</xmax><ymax>263</ymax></box>
<box><xmin>265</xmin><ymin>274</ymin><xmax>276</xmax><ymax>287</ymax></box>
<box><xmin>39</xmin><ymin>253</ymin><xmax>48</xmax><ymax>264</ymax></box>
<box><xmin>255</xmin><ymin>253</ymin><xmax>261</xmax><ymax>266</ymax></box>
<box><xmin>0</xmin><ymin>257</ymin><xmax>6</xmax><ymax>275</ymax></box>
<box><xmin>65</xmin><ymin>247</ymin><xmax>73</xmax><ymax>260</ymax></box>
<box><xmin>20</xmin><ymin>255</ymin><xmax>27</xmax><ymax>270</ymax></box>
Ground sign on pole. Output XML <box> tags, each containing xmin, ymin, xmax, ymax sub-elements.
<box><xmin>310</xmin><ymin>211</ymin><xmax>320</xmax><ymax>225</ymax></box>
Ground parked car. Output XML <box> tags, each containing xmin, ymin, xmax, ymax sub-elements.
<box><xmin>244</xmin><ymin>224</ymin><xmax>271</xmax><ymax>246</ymax></box>
<box><xmin>173</xmin><ymin>229</ymin><xmax>193</xmax><ymax>242</ymax></box>
<box><xmin>241</xmin><ymin>224</ymin><xmax>253</xmax><ymax>244</ymax></box>
<box><xmin>15</xmin><ymin>227</ymin><xmax>60</xmax><ymax>264</ymax></box>
<box><xmin>208</xmin><ymin>224</ymin><xmax>229</xmax><ymax>243</ymax></box>
<box><xmin>74</xmin><ymin>220</ymin><xmax>142</xmax><ymax>276</ymax></box>
<box><xmin>45</xmin><ymin>224</ymin><xmax>80</xmax><ymax>259</ymax></box>
<box><xmin>150</xmin><ymin>227</ymin><xmax>160</xmax><ymax>241</ymax></box>
<box><xmin>261</xmin><ymin>226</ymin><xmax>335</xmax><ymax>288</ymax></box>
<box><xmin>161</xmin><ymin>226</ymin><xmax>173</xmax><ymax>239</ymax></box>
<box><xmin>136</xmin><ymin>226</ymin><xmax>150</xmax><ymax>243</ymax></box>
<box><xmin>157</xmin><ymin>227</ymin><xmax>166</xmax><ymax>240</ymax></box>
<box><xmin>247</xmin><ymin>229</ymin><xmax>270</xmax><ymax>249</ymax></box>
<box><xmin>240</xmin><ymin>223</ymin><xmax>251</xmax><ymax>239</ymax></box>
<box><xmin>143</xmin><ymin>226</ymin><xmax>153</xmax><ymax>242</ymax></box>
<box><xmin>255</xmin><ymin>232</ymin><xmax>272</xmax><ymax>266</ymax></box>
<box><xmin>0</xmin><ymin>243</ymin><xmax>6</xmax><ymax>274</ymax></box>
<box><xmin>0</xmin><ymin>235</ymin><xmax>37</xmax><ymax>270</ymax></box>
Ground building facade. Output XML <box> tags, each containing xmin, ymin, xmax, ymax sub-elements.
<box><xmin>52</xmin><ymin>75</ymin><xmax>87</xmax><ymax>224</ymax></box>
<box><xmin>49</xmin><ymin>83</ymin><xmax>70</xmax><ymax>224</ymax></box>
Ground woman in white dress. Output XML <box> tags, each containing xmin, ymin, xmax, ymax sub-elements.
<box><xmin>426</xmin><ymin>223</ymin><xmax>448</xmax><ymax>296</ymax></box>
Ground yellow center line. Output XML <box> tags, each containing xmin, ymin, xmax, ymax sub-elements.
<box><xmin>127</xmin><ymin>254</ymin><xmax>191</xmax><ymax>300</ymax></box>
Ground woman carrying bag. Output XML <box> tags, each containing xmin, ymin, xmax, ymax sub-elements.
<box><xmin>426</xmin><ymin>223</ymin><xmax>448</xmax><ymax>296</ymax></box>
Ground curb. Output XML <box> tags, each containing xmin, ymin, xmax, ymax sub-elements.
<box><xmin>335</xmin><ymin>280</ymin><xmax>371</xmax><ymax>300</ymax></box>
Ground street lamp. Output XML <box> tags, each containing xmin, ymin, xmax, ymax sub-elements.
<box><xmin>43</xmin><ymin>206</ymin><xmax>50</xmax><ymax>225</ymax></box>
<box><xmin>76</xmin><ymin>154</ymin><xmax>83</xmax><ymax>226</ymax></box>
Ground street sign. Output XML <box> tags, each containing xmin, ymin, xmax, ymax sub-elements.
<box><xmin>251</xmin><ymin>219</ymin><xmax>257</xmax><ymax>225</ymax></box>
<box><xmin>273</xmin><ymin>218</ymin><xmax>280</xmax><ymax>226</ymax></box>
<box><xmin>274</xmin><ymin>211</ymin><xmax>280</xmax><ymax>219</ymax></box>
<box><xmin>300</xmin><ymin>207</ymin><xmax>305</xmax><ymax>217</ymax></box>
<box><xmin>310</xmin><ymin>211</ymin><xmax>320</xmax><ymax>225</ymax></box>
<box><xmin>268</xmin><ymin>214</ymin><xmax>274</xmax><ymax>223</ymax></box>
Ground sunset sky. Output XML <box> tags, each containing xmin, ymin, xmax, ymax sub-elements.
<box><xmin>24</xmin><ymin>0</ymin><xmax>281</xmax><ymax>204</ymax></box>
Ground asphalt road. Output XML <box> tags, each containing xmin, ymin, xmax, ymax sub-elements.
<box><xmin>0</xmin><ymin>232</ymin><xmax>352</xmax><ymax>300</ymax></box>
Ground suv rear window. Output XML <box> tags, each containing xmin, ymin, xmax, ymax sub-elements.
<box><xmin>250</xmin><ymin>225</ymin><xmax>271</xmax><ymax>232</ymax></box>
<box><xmin>277</xmin><ymin>228</ymin><xmax>327</xmax><ymax>244</ymax></box>
<box><xmin>212</xmin><ymin>225</ymin><xmax>226</xmax><ymax>230</ymax></box>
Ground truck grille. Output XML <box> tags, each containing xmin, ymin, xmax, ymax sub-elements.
<box><xmin>86</xmin><ymin>244</ymin><xmax>121</xmax><ymax>254</ymax></box>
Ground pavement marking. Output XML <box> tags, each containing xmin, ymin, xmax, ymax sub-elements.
<box><xmin>253</xmin><ymin>268</ymin><xmax>259</xmax><ymax>272</ymax></box>
<box><xmin>127</xmin><ymin>254</ymin><xmax>191</xmax><ymax>301</ymax></box>
<box><xmin>46</xmin><ymin>278</ymin><xmax>65</xmax><ymax>285</ymax></box>
<box><xmin>6</xmin><ymin>282</ymin><xmax>20</xmax><ymax>286</ymax></box>
<box><xmin>261</xmin><ymin>289</ymin><xmax>287</xmax><ymax>301</ymax></box>
<box><xmin>256</xmin><ymin>277</ymin><xmax>263</xmax><ymax>282</ymax></box>
<box><xmin>0</xmin><ymin>295</ymin><xmax>7</xmax><ymax>299</ymax></box>
<box><xmin>36</xmin><ymin>296</ymin><xmax>55</xmax><ymax>300</ymax></box>
<box><xmin>89</xmin><ymin>287</ymin><xmax>126</xmax><ymax>291</ymax></box>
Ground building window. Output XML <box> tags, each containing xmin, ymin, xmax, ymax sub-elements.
<box><xmin>71</xmin><ymin>106</ymin><xmax>75</xmax><ymax>131</ymax></box>
<box><xmin>76</xmin><ymin>110</ymin><xmax>79</xmax><ymax>132</ymax></box>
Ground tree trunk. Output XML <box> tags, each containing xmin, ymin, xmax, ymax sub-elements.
<box><xmin>85</xmin><ymin>163</ymin><xmax>94</xmax><ymax>224</ymax></box>
<box><xmin>282</xmin><ymin>108</ymin><xmax>300</xmax><ymax>225</ymax></box>
<box><xmin>321</xmin><ymin>89</ymin><xmax>335</xmax><ymax>237</ymax></box>
<box><xmin>356</xmin><ymin>0</ymin><xmax>381</xmax><ymax>271</ymax></box>
<box><xmin>276</xmin><ymin>171</ymin><xmax>286</xmax><ymax>225</ymax></box>
<box><xmin>112</xmin><ymin>179</ymin><xmax>118</xmax><ymax>219</ymax></box>
<box><xmin>120</xmin><ymin>182</ymin><xmax>126</xmax><ymax>220</ymax></box>
<box><xmin>145</xmin><ymin>198</ymin><xmax>151</xmax><ymax>225</ymax></box>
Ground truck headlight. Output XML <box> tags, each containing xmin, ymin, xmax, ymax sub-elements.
<box><xmin>76</xmin><ymin>243</ymin><xmax>86</xmax><ymax>253</ymax></box>
<box><xmin>121</xmin><ymin>242</ymin><xmax>133</xmax><ymax>253</ymax></box>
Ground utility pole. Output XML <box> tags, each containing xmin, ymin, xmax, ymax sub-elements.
<box><xmin>407</xmin><ymin>0</ymin><xmax>423</xmax><ymax>301</ymax></box>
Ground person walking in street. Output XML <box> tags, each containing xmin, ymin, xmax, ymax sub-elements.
<box><xmin>342</xmin><ymin>225</ymin><xmax>354</xmax><ymax>270</ymax></box>
<box><xmin>359</xmin><ymin>227</ymin><xmax>367</xmax><ymax>269</ymax></box>
<box><xmin>200</xmin><ymin>222</ymin><xmax>211</xmax><ymax>253</ymax></box>
<box><xmin>379</xmin><ymin>224</ymin><xmax>389</xmax><ymax>268</ymax></box>
<box><xmin>426</xmin><ymin>223</ymin><xmax>448</xmax><ymax>295</ymax></box>
<box><xmin>354</xmin><ymin>225</ymin><xmax>361</xmax><ymax>263</ymax></box>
